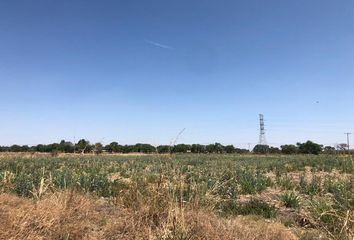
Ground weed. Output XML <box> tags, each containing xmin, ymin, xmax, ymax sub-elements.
<box><xmin>218</xmin><ymin>199</ymin><xmax>277</xmax><ymax>219</ymax></box>
<box><xmin>281</xmin><ymin>192</ymin><xmax>300</xmax><ymax>209</ymax></box>
<box><xmin>237</xmin><ymin>199</ymin><xmax>277</xmax><ymax>218</ymax></box>
<box><xmin>278</xmin><ymin>175</ymin><xmax>295</xmax><ymax>190</ymax></box>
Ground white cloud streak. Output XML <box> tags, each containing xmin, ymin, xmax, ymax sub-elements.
<box><xmin>145</xmin><ymin>39</ymin><xmax>174</xmax><ymax>50</ymax></box>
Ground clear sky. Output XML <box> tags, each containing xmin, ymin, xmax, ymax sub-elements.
<box><xmin>0</xmin><ymin>0</ymin><xmax>353</xmax><ymax>148</ymax></box>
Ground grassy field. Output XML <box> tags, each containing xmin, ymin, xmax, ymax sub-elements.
<box><xmin>0</xmin><ymin>153</ymin><xmax>352</xmax><ymax>239</ymax></box>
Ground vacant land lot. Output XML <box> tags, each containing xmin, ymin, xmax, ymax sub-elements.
<box><xmin>0</xmin><ymin>154</ymin><xmax>352</xmax><ymax>239</ymax></box>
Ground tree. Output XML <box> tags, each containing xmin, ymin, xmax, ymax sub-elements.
<box><xmin>157</xmin><ymin>145</ymin><xmax>170</xmax><ymax>153</ymax></box>
<box><xmin>104</xmin><ymin>144</ymin><xmax>113</xmax><ymax>153</ymax></box>
<box><xmin>253</xmin><ymin>144</ymin><xmax>270</xmax><ymax>154</ymax></box>
<box><xmin>269</xmin><ymin>147</ymin><xmax>281</xmax><ymax>154</ymax></box>
<box><xmin>280</xmin><ymin>145</ymin><xmax>298</xmax><ymax>154</ymax></box>
<box><xmin>76</xmin><ymin>139</ymin><xmax>91</xmax><ymax>154</ymax></box>
<box><xmin>132</xmin><ymin>143</ymin><xmax>156</xmax><ymax>153</ymax></box>
<box><xmin>58</xmin><ymin>140</ymin><xmax>74</xmax><ymax>153</ymax></box>
<box><xmin>205</xmin><ymin>144</ymin><xmax>216</xmax><ymax>153</ymax></box>
<box><xmin>104</xmin><ymin>142</ymin><xmax>122</xmax><ymax>153</ymax></box>
<box><xmin>297</xmin><ymin>141</ymin><xmax>323</xmax><ymax>155</ymax></box>
<box><xmin>94</xmin><ymin>143</ymin><xmax>103</xmax><ymax>154</ymax></box>
<box><xmin>235</xmin><ymin>148</ymin><xmax>250</xmax><ymax>154</ymax></box>
<box><xmin>224</xmin><ymin>145</ymin><xmax>235</xmax><ymax>154</ymax></box>
<box><xmin>172</xmin><ymin>144</ymin><xmax>191</xmax><ymax>153</ymax></box>
<box><xmin>191</xmin><ymin>144</ymin><xmax>206</xmax><ymax>153</ymax></box>
<box><xmin>8</xmin><ymin>145</ymin><xmax>29</xmax><ymax>152</ymax></box>
<box><xmin>205</xmin><ymin>143</ymin><xmax>225</xmax><ymax>153</ymax></box>
<box><xmin>214</xmin><ymin>143</ymin><xmax>225</xmax><ymax>153</ymax></box>
<box><xmin>121</xmin><ymin>145</ymin><xmax>133</xmax><ymax>153</ymax></box>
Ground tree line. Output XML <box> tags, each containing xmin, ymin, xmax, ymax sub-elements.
<box><xmin>253</xmin><ymin>141</ymin><xmax>335</xmax><ymax>155</ymax></box>
<box><xmin>0</xmin><ymin>140</ymin><xmax>248</xmax><ymax>154</ymax></box>
<box><xmin>0</xmin><ymin>139</ymin><xmax>345</xmax><ymax>155</ymax></box>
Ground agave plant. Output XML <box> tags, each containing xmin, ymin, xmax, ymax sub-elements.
<box><xmin>280</xmin><ymin>191</ymin><xmax>300</xmax><ymax>209</ymax></box>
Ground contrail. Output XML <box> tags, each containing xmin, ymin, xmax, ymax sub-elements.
<box><xmin>145</xmin><ymin>39</ymin><xmax>174</xmax><ymax>50</ymax></box>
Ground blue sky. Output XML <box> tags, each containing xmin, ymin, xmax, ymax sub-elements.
<box><xmin>0</xmin><ymin>0</ymin><xmax>353</xmax><ymax>148</ymax></box>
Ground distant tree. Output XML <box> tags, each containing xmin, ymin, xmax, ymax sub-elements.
<box><xmin>172</xmin><ymin>144</ymin><xmax>191</xmax><ymax>153</ymax></box>
<box><xmin>214</xmin><ymin>143</ymin><xmax>225</xmax><ymax>153</ymax></box>
<box><xmin>157</xmin><ymin>145</ymin><xmax>170</xmax><ymax>153</ymax></box>
<box><xmin>22</xmin><ymin>145</ymin><xmax>30</xmax><ymax>152</ymax></box>
<box><xmin>269</xmin><ymin>147</ymin><xmax>281</xmax><ymax>154</ymax></box>
<box><xmin>33</xmin><ymin>144</ymin><xmax>44</xmax><ymax>152</ymax></box>
<box><xmin>104</xmin><ymin>144</ymin><xmax>112</xmax><ymax>153</ymax></box>
<box><xmin>104</xmin><ymin>142</ymin><xmax>122</xmax><ymax>153</ymax></box>
<box><xmin>50</xmin><ymin>143</ymin><xmax>60</xmax><ymax>152</ymax></box>
<box><xmin>9</xmin><ymin>145</ymin><xmax>29</xmax><ymax>152</ymax></box>
<box><xmin>205</xmin><ymin>144</ymin><xmax>216</xmax><ymax>153</ymax></box>
<box><xmin>235</xmin><ymin>148</ymin><xmax>250</xmax><ymax>154</ymax></box>
<box><xmin>58</xmin><ymin>140</ymin><xmax>66</xmax><ymax>152</ymax></box>
<box><xmin>58</xmin><ymin>140</ymin><xmax>74</xmax><ymax>153</ymax></box>
<box><xmin>132</xmin><ymin>143</ymin><xmax>156</xmax><ymax>153</ymax></box>
<box><xmin>76</xmin><ymin>139</ymin><xmax>91</xmax><ymax>154</ymax></box>
<box><xmin>224</xmin><ymin>145</ymin><xmax>236</xmax><ymax>154</ymax></box>
<box><xmin>297</xmin><ymin>141</ymin><xmax>323</xmax><ymax>155</ymax></box>
<box><xmin>280</xmin><ymin>145</ymin><xmax>298</xmax><ymax>154</ymax></box>
<box><xmin>94</xmin><ymin>143</ymin><xmax>103</xmax><ymax>155</ymax></box>
<box><xmin>121</xmin><ymin>145</ymin><xmax>133</xmax><ymax>153</ymax></box>
<box><xmin>253</xmin><ymin>144</ymin><xmax>270</xmax><ymax>154</ymax></box>
<box><xmin>205</xmin><ymin>143</ymin><xmax>225</xmax><ymax>153</ymax></box>
<box><xmin>191</xmin><ymin>144</ymin><xmax>206</xmax><ymax>153</ymax></box>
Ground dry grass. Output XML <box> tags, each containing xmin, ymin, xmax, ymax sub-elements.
<box><xmin>2</xmin><ymin>154</ymin><xmax>350</xmax><ymax>239</ymax></box>
<box><xmin>0</xmin><ymin>190</ymin><xmax>98</xmax><ymax>239</ymax></box>
<box><xmin>0</xmin><ymin>191</ymin><xmax>298</xmax><ymax>240</ymax></box>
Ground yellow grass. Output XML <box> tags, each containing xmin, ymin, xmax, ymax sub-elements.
<box><xmin>0</xmin><ymin>190</ymin><xmax>298</xmax><ymax>240</ymax></box>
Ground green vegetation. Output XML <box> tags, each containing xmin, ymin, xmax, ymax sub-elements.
<box><xmin>0</xmin><ymin>141</ymin><xmax>251</xmax><ymax>154</ymax></box>
<box><xmin>0</xmin><ymin>153</ymin><xmax>352</xmax><ymax>239</ymax></box>
<box><xmin>297</xmin><ymin>141</ymin><xmax>323</xmax><ymax>155</ymax></box>
<box><xmin>281</xmin><ymin>192</ymin><xmax>300</xmax><ymax>209</ymax></box>
<box><xmin>0</xmin><ymin>139</ymin><xmax>348</xmax><ymax>155</ymax></box>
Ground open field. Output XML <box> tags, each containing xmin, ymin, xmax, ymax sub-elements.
<box><xmin>0</xmin><ymin>154</ymin><xmax>352</xmax><ymax>240</ymax></box>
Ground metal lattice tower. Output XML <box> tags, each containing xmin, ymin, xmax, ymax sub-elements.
<box><xmin>259</xmin><ymin>114</ymin><xmax>267</xmax><ymax>145</ymax></box>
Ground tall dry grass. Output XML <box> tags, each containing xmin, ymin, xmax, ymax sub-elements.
<box><xmin>0</xmin><ymin>190</ymin><xmax>297</xmax><ymax>240</ymax></box>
